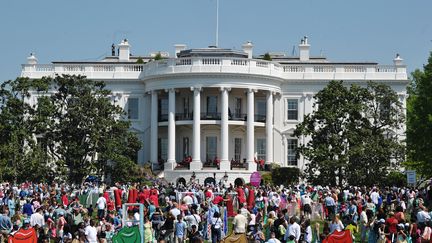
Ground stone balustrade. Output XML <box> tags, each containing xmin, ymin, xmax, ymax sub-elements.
<box><xmin>21</xmin><ymin>57</ymin><xmax>407</xmax><ymax>81</ymax></box>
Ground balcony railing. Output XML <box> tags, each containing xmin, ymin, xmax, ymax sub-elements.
<box><xmin>21</xmin><ymin>57</ymin><xmax>407</xmax><ymax>81</ymax></box>
<box><xmin>201</xmin><ymin>112</ymin><xmax>221</xmax><ymax>120</ymax></box>
<box><xmin>231</xmin><ymin>160</ymin><xmax>247</xmax><ymax>170</ymax></box>
<box><xmin>255</xmin><ymin>114</ymin><xmax>266</xmax><ymax>122</ymax></box>
<box><xmin>230</xmin><ymin>113</ymin><xmax>247</xmax><ymax>121</ymax></box>
<box><xmin>158</xmin><ymin>114</ymin><xmax>168</xmax><ymax>122</ymax></box>
<box><xmin>175</xmin><ymin>112</ymin><xmax>193</xmax><ymax>121</ymax></box>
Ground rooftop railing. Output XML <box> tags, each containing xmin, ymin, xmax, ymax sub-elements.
<box><xmin>21</xmin><ymin>57</ymin><xmax>407</xmax><ymax>81</ymax></box>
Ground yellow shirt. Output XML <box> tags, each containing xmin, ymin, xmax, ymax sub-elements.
<box><xmin>345</xmin><ymin>224</ymin><xmax>357</xmax><ymax>234</ymax></box>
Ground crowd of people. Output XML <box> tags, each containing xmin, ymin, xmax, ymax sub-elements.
<box><xmin>0</xmin><ymin>180</ymin><xmax>431</xmax><ymax>243</ymax></box>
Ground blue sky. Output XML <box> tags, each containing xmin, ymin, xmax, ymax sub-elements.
<box><xmin>1</xmin><ymin>0</ymin><xmax>431</xmax><ymax>81</ymax></box>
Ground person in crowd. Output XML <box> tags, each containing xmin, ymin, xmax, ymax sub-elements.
<box><xmin>232</xmin><ymin>208</ymin><xmax>248</xmax><ymax>235</ymax></box>
<box><xmin>284</xmin><ymin>217</ymin><xmax>301</xmax><ymax>243</ymax></box>
<box><xmin>174</xmin><ymin>214</ymin><xmax>187</xmax><ymax>243</ymax></box>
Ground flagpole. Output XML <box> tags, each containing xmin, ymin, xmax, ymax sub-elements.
<box><xmin>216</xmin><ymin>0</ymin><xmax>219</xmax><ymax>47</ymax></box>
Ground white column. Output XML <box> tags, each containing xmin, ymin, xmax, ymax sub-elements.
<box><xmin>166</xmin><ymin>89</ymin><xmax>176</xmax><ymax>170</ymax></box>
<box><xmin>220</xmin><ymin>87</ymin><xmax>230</xmax><ymax>170</ymax></box>
<box><xmin>266</xmin><ymin>91</ymin><xmax>273</xmax><ymax>165</ymax></box>
<box><xmin>150</xmin><ymin>91</ymin><xmax>158</xmax><ymax>166</ymax></box>
<box><xmin>190</xmin><ymin>87</ymin><xmax>202</xmax><ymax>170</ymax></box>
<box><xmin>246</xmin><ymin>88</ymin><xmax>255</xmax><ymax>170</ymax></box>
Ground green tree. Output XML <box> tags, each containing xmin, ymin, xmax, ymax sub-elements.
<box><xmin>36</xmin><ymin>75</ymin><xmax>142</xmax><ymax>183</ymax></box>
<box><xmin>345</xmin><ymin>82</ymin><xmax>405</xmax><ymax>186</ymax></box>
<box><xmin>154</xmin><ymin>52</ymin><xmax>162</xmax><ymax>60</ymax></box>
<box><xmin>0</xmin><ymin>75</ymin><xmax>142</xmax><ymax>183</ymax></box>
<box><xmin>294</xmin><ymin>81</ymin><xmax>353</xmax><ymax>186</ymax></box>
<box><xmin>0</xmin><ymin>78</ymin><xmax>52</xmax><ymax>182</ymax></box>
<box><xmin>407</xmin><ymin>52</ymin><xmax>432</xmax><ymax>178</ymax></box>
<box><xmin>294</xmin><ymin>81</ymin><xmax>405</xmax><ymax>186</ymax></box>
<box><xmin>263</xmin><ymin>53</ymin><xmax>272</xmax><ymax>61</ymax></box>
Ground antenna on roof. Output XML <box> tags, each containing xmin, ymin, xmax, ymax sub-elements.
<box><xmin>215</xmin><ymin>0</ymin><xmax>219</xmax><ymax>47</ymax></box>
<box><xmin>291</xmin><ymin>45</ymin><xmax>297</xmax><ymax>56</ymax></box>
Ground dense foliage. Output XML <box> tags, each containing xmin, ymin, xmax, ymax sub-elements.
<box><xmin>0</xmin><ymin>75</ymin><xmax>141</xmax><ymax>184</ymax></box>
<box><xmin>263</xmin><ymin>167</ymin><xmax>300</xmax><ymax>186</ymax></box>
<box><xmin>406</xmin><ymin>52</ymin><xmax>432</xmax><ymax>178</ymax></box>
<box><xmin>294</xmin><ymin>81</ymin><xmax>405</xmax><ymax>186</ymax></box>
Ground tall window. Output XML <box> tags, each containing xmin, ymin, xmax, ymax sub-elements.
<box><xmin>158</xmin><ymin>98</ymin><xmax>168</xmax><ymax>120</ymax></box>
<box><xmin>158</xmin><ymin>138</ymin><xmax>168</xmax><ymax>161</ymax></box>
<box><xmin>183</xmin><ymin>137</ymin><xmax>190</xmax><ymax>157</ymax></box>
<box><xmin>234</xmin><ymin>138</ymin><xmax>242</xmax><ymax>162</ymax></box>
<box><xmin>207</xmin><ymin>96</ymin><xmax>218</xmax><ymax>114</ymax></box>
<box><xmin>127</xmin><ymin>97</ymin><xmax>139</xmax><ymax>119</ymax></box>
<box><xmin>206</xmin><ymin>136</ymin><xmax>217</xmax><ymax>161</ymax></box>
<box><xmin>287</xmin><ymin>139</ymin><xmax>298</xmax><ymax>166</ymax></box>
<box><xmin>235</xmin><ymin>98</ymin><xmax>242</xmax><ymax>117</ymax></box>
<box><xmin>257</xmin><ymin>100</ymin><xmax>266</xmax><ymax>121</ymax></box>
<box><xmin>287</xmin><ymin>99</ymin><xmax>298</xmax><ymax>120</ymax></box>
<box><xmin>183</xmin><ymin>97</ymin><xmax>190</xmax><ymax>117</ymax></box>
<box><xmin>256</xmin><ymin>138</ymin><xmax>266</xmax><ymax>161</ymax></box>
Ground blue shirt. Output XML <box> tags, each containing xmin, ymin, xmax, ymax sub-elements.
<box><xmin>0</xmin><ymin>215</ymin><xmax>12</xmax><ymax>232</ymax></box>
<box><xmin>175</xmin><ymin>220</ymin><xmax>187</xmax><ymax>237</ymax></box>
<box><xmin>325</xmin><ymin>196</ymin><xmax>336</xmax><ymax>206</ymax></box>
<box><xmin>23</xmin><ymin>203</ymin><xmax>33</xmax><ymax>217</ymax></box>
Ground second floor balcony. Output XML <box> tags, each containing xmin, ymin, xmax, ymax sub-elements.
<box><xmin>158</xmin><ymin>112</ymin><xmax>266</xmax><ymax>123</ymax></box>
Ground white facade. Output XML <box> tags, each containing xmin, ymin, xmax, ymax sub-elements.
<box><xmin>21</xmin><ymin>38</ymin><xmax>409</xmax><ymax>185</ymax></box>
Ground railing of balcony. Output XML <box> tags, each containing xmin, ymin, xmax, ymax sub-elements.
<box><xmin>229</xmin><ymin>113</ymin><xmax>247</xmax><ymax>121</ymax></box>
<box><xmin>175</xmin><ymin>113</ymin><xmax>193</xmax><ymax>121</ymax></box>
<box><xmin>230</xmin><ymin>159</ymin><xmax>248</xmax><ymax>170</ymax></box>
<box><xmin>22</xmin><ymin>57</ymin><xmax>406</xmax><ymax>81</ymax></box>
<box><xmin>255</xmin><ymin>114</ymin><xmax>266</xmax><ymax>122</ymax></box>
<box><xmin>201</xmin><ymin>112</ymin><xmax>221</xmax><ymax>120</ymax></box>
<box><xmin>158</xmin><ymin>114</ymin><xmax>168</xmax><ymax>122</ymax></box>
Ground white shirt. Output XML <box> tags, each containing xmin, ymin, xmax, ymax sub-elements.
<box><xmin>271</xmin><ymin>196</ymin><xmax>281</xmax><ymax>207</ymax></box>
<box><xmin>170</xmin><ymin>207</ymin><xmax>181</xmax><ymax>218</ymax></box>
<box><xmin>232</xmin><ymin>214</ymin><xmax>248</xmax><ymax>233</ymax></box>
<box><xmin>305</xmin><ymin>225</ymin><xmax>312</xmax><ymax>243</ymax></box>
<box><xmin>30</xmin><ymin>212</ymin><xmax>45</xmax><ymax>227</ymax></box>
<box><xmin>417</xmin><ymin>210</ymin><xmax>431</xmax><ymax>223</ymax></box>
<box><xmin>301</xmin><ymin>195</ymin><xmax>312</xmax><ymax>206</ymax></box>
<box><xmin>267</xmin><ymin>238</ymin><xmax>281</xmax><ymax>243</ymax></box>
<box><xmin>370</xmin><ymin>191</ymin><xmax>379</xmax><ymax>205</ymax></box>
<box><xmin>84</xmin><ymin>225</ymin><xmax>98</xmax><ymax>243</ymax></box>
<box><xmin>183</xmin><ymin>195</ymin><xmax>193</xmax><ymax>205</ymax></box>
<box><xmin>285</xmin><ymin>222</ymin><xmax>301</xmax><ymax>241</ymax></box>
<box><xmin>184</xmin><ymin>214</ymin><xmax>201</xmax><ymax>230</ymax></box>
<box><xmin>96</xmin><ymin>197</ymin><xmax>106</xmax><ymax>210</ymax></box>
<box><xmin>360</xmin><ymin>211</ymin><xmax>368</xmax><ymax>225</ymax></box>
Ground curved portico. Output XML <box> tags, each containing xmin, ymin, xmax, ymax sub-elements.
<box><xmin>147</xmin><ymin>81</ymin><xmax>280</xmax><ymax>174</ymax></box>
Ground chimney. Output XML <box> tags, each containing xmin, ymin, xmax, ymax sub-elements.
<box><xmin>242</xmin><ymin>41</ymin><xmax>253</xmax><ymax>59</ymax></box>
<box><xmin>393</xmin><ymin>53</ymin><xmax>404</xmax><ymax>66</ymax></box>
<box><xmin>299</xmin><ymin>36</ymin><xmax>310</xmax><ymax>62</ymax></box>
<box><xmin>27</xmin><ymin>53</ymin><xmax>38</xmax><ymax>65</ymax></box>
<box><xmin>174</xmin><ymin>44</ymin><xmax>187</xmax><ymax>58</ymax></box>
<box><xmin>118</xmin><ymin>39</ymin><xmax>131</xmax><ymax>61</ymax></box>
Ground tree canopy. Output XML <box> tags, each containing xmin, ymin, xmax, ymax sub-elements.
<box><xmin>0</xmin><ymin>75</ymin><xmax>142</xmax><ymax>184</ymax></box>
<box><xmin>406</xmin><ymin>52</ymin><xmax>432</xmax><ymax>178</ymax></box>
<box><xmin>294</xmin><ymin>80</ymin><xmax>405</xmax><ymax>186</ymax></box>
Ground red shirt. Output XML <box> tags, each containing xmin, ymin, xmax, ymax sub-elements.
<box><xmin>205</xmin><ymin>191</ymin><xmax>213</xmax><ymax>199</ymax></box>
<box><xmin>386</xmin><ymin>217</ymin><xmax>398</xmax><ymax>233</ymax></box>
<box><xmin>213</xmin><ymin>195</ymin><xmax>224</xmax><ymax>205</ymax></box>
<box><xmin>143</xmin><ymin>189</ymin><xmax>150</xmax><ymax>200</ymax></box>
<box><xmin>149</xmin><ymin>194</ymin><xmax>159</xmax><ymax>207</ymax></box>
<box><xmin>138</xmin><ymin>192</ymin><xmax>146</xmax><ymax>204</ymax></box>
<box><xmin>237</xmin><ymin>188</ymin><xmax>246</xmax><ymax>204</ymax></box>
<box><xmin>61</xmin><ymin>195</ymin><xmax>68</xmax><ymax>207</ymax></box>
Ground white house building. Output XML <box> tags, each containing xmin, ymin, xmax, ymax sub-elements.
<box><xmin>21</xmin><ymin>37</ymin><xmax>409</xmax><ymax>185</ymax></box>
